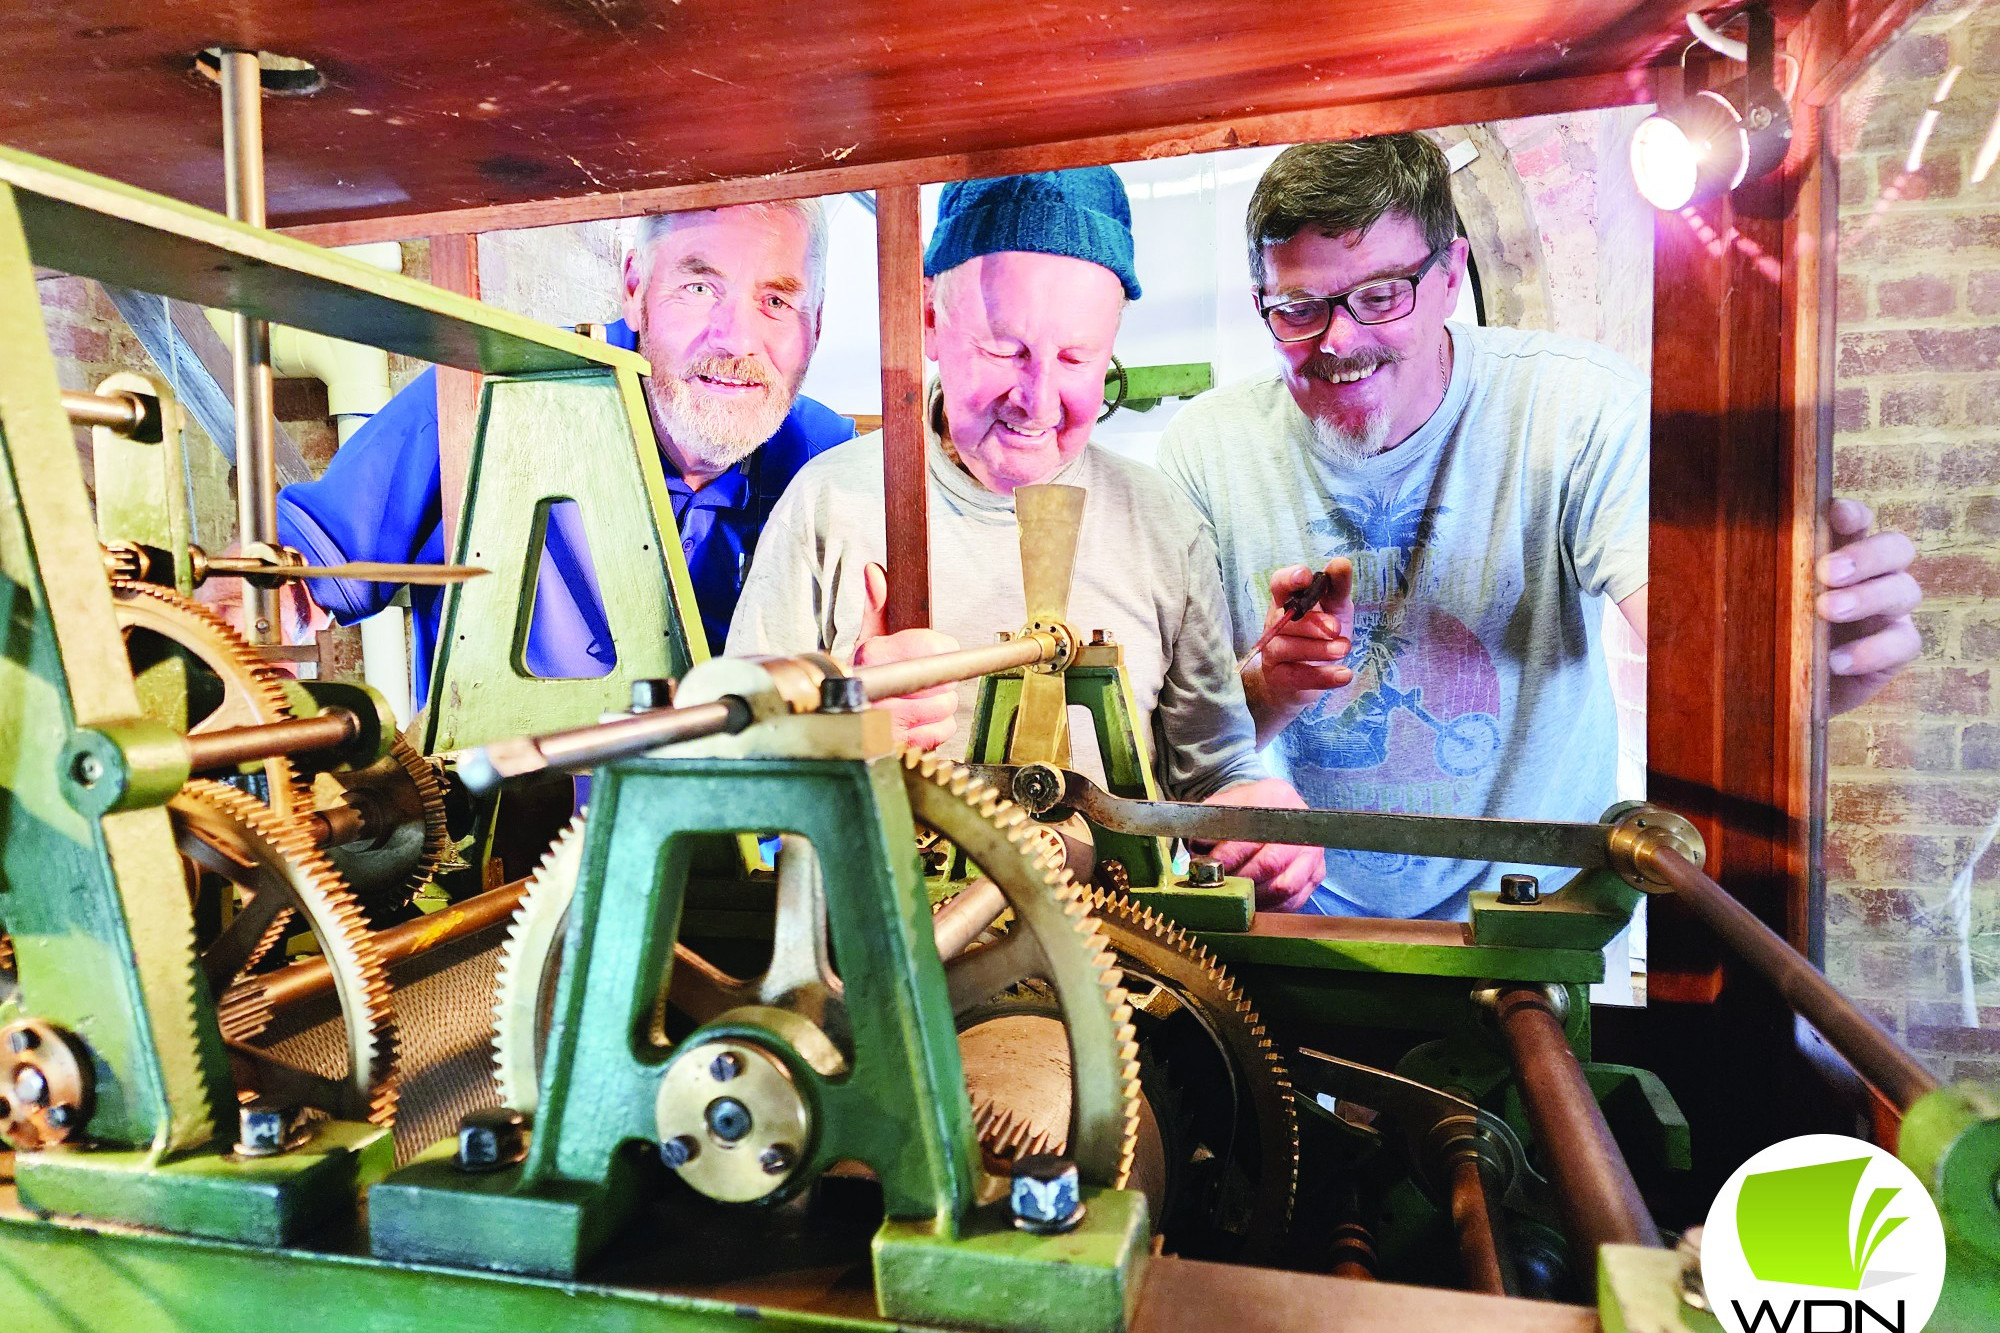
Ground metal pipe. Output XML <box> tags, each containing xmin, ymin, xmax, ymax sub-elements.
<box><xmin>184</xmin><ymin>709</ymin><xmax>360</xmax><ymax>774</ymax></box>
<box><xmin>458</xmin><ymin>638</ymin><xmax>1061</xmax><ymax>792</ymax></box>
<box><xmin>456</xmin><ymin>699</ymin><xmax>752</xmax><ymax>792</ymax></box>
<box><xmin>1647</xmin><ymin>845</ymin><xmax>1940</xmax><ymax>1111</ymax></box>
<box><xmin>850</xmin><ymin>633</ymin><xmax>1055</xmax><ymax>702</ymax></box>
<box><xmin>219</xmin><ymin>880</ymin><xmax>526</xmax><ymax>1027</ymax></box>
<box><xmin>932</xmin><ymin>878</ymin><xmax>1009</xmax><ymax>961</ymax></box>
<box><xmin>221</xmin><ymin>49</ymin><xmax>281</xmax><ymax>646</ymax></box>
<box><xmin>1447</xmin><ymin>1153</ymin><xmax>1512</xmax><ymax>1296</ymax></box>
<box><xmin>1492</xmin><ymin>986</ymin><xmax>1662</xmax><ymax>1260</ymax></box>
<box><xmin>62</xmin><ymin>388</ymin><xmax>152</xmax><ymax>435</ymax></box>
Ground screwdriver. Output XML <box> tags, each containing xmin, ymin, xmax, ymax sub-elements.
<box><xmin>1237</xmin><ymin>568</ymin><xmax>1336</xmax><ymax>675</ymax></box>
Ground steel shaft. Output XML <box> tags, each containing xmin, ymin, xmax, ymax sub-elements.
<box><xmin>221</xmin><ymin>49</ymin><xmax>280</xmax><ymax>646</ymax></box>
<box><xmin>1492</xmin><ymin>986</ymin><xmax>1661</xmax><ymax>1262</ymax></box>
<box><xmin>184</xmin><ymin>708</ymin><xmax>361</xmax><ymax>773</ymax></box>
<box><xmin>1647</xmin><ymin>845</ymin><xmax>1939</xmax><ymax>1111</ymax></box>
<box><xmin>61</xmin><ymin>387</ymin><xmax>152</xmax><ymax>435</ymax></box>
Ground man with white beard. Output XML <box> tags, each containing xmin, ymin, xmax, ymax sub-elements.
<box><xmin>1161</xmin><ymin>135</ymin><xmax>1923</xmax><ymax>921</ymax></box>
<box><xmin>275</xmin><ymin>202</ymin><xmax>854</xmax><ymax>709</ymax></box>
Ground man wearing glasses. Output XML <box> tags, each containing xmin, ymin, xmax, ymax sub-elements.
<box><xmin>1160</xmin><ymin>134</ymin><xmax>1922</xmax><ymax>920</ymax></box>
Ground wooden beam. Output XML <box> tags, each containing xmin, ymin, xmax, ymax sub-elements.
<box><xmin>875</xmin><ymin>185</ymin><xmax>929</xmax><ymax>634</ymax></box>
<box><xmin>428</xmin><ymin>234</ymin><xmax>480</xmax><ymax>556</ymax></box>
<box><xmin>283</xmin><ymin>70</ymin><xmax>1653</xmax><ymax>248</ymax></box>
<box><xmin>1794</xmin><ymin>0</ymin><xmax>1936</xmax><ymax>109</ymax></box>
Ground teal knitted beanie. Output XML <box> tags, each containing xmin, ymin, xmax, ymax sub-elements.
<box><xmin>923</xmin><ymin>168</ymin><xmax>1141</xmax><ymax>300</ymax></box>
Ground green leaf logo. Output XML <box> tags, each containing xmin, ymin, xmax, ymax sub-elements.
<box><xmin>1734</xmin><ymin>1156</ymin><xmax>1906</xmax><ymax>1290</ymax></box>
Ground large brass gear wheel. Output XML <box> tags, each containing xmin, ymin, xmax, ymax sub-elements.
<box><xmin>172</xmin><ymin>779</ymin><xmax>399</xmax><ymax>1124</ymax></box>
<box><xmin>492</xmin><ymin>750</ymin><xmax>1143</xmax><ymax>1190</ymax></box>
<box><xmin>112</xmin><ymin>581</ymin><xmax>309</xmax><ymax>822</ymax></box>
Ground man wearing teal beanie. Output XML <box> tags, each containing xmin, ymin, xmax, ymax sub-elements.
<box><xmin>731</xmin><ymin>168</ymin><xmax>1326</xmax><ymax>909</ymax></box>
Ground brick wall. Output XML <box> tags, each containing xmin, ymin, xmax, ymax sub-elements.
<box><xmin>1831</xmin><ymin>0</ymin><xmax>2000</xmax><ymax>1081</ymax></box>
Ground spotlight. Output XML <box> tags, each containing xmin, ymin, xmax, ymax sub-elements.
<box><xmin>1630</xmin><ymin>5</ymin><xmax>1792</xmax><ymax>211</ymax></box>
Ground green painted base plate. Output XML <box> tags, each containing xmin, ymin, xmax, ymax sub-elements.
<box><xmin>873</xmin><ymin>1187</ymin><xmax>1149</xmax><ymax>1333</ymax></box>
<box><xmin>14</xmin><ymin>1119</ymin><xmax>391</xmax><ymax>1246</ymax></box>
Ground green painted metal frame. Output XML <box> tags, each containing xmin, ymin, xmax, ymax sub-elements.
<box><xmin>371</xmin><ymin>756</ymin><xmax>984</xmax><ymax>1276</ymax></box>
<box><xmin>0</xmin><ymin>180</ymin><xmax>391</xmax><ymax>1240</ymax></box>
<box><xmin>420</xmin><ymin>369</ymin><xmax>707</xmax><ymax>753</ymax></box>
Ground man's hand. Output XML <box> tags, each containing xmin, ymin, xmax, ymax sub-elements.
<box><xmin>1241</xmin><ymin>558</ymin><xmax>1354</xmax><ymax>748</ymax></box>
<box><xmin>1198</xmin><ymin>777</ymin><xmax>1325</xmax><ymax>912</ymax></box>
<box><xmin>852</xmin><ymin>562</ymin><xmax>960</xmax><ymax>751</ymax></box>
<box><xmin>1818</xmin><ymin>499</ymin><xmax>1922</xmax><ymax>715</ymax></box>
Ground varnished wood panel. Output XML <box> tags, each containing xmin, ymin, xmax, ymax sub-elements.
<box><xmin>3</xmin><ymin>2</ymin><xmax>1779</xmax><ymax>233</ymax></box>
<box><xmin>875</xmin><ymin>185</ymin><xmax>928</xmax><ymax>633</ymax></box>
<box><xmin>428</xmin><ymin>234</ymin><xmax>480</xmax><ymax>555</ymax></box>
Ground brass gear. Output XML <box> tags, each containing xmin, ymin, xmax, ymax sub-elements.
<box><xmin>112</xmin><ymin>581</ymin><xmax>309</xmax><ymax>822</ymax></box>
<box><xmin>172</xmin><ymin>779</ymin><xmax>399</xmax><ymax>1124</ymax></box>
<box><xmin>315</xmin><ymin>735</ymin><xmax>452</xmax><ymax>919</ymax></box>
<box><xmin>493</xmin><ymin>750</ymin><xmax>1143</xmax><ymax>1190</ymax></box>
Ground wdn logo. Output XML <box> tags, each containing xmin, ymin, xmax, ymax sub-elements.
<box><xmin>1702</xmin><ymin>1135</ymin><xmax>1948</xmax><ymax>1333</ymax></box>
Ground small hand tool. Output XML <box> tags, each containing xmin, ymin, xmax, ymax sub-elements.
<box><xmin>1237</xmin><ymin>568</ymin><xmax>1336</xmax><ymax>674</ymax></box>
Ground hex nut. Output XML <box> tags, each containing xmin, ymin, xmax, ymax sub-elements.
<box><xmin>455</xmin><ymin>1106</ymin><xmax>530</xmax><ymax>1173</ymax></box>
<box><xmin>1010</xmin><ymin>1153</ymin><xmax>1085</xmax><ymax>1233</ymax></box>
<box><xmin>1186</xmin><ymin>856</ymin><xmax>1225</xmax><ymax>888</ymax></box>
<box><xmin>236</xmin><ymin>1104</ymin><xmax>293</xmax><ymax>1157</ymax></box>
<box><xmin>1498</xmin><ymin>873</ymin><xmax>1540</xmax><ymax>905</ymax></box>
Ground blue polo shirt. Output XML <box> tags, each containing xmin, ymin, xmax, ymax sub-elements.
<box><xmin>276</xmin><ymin>319</ymin><xmax>853</xmax><ymax>709</ymax></box>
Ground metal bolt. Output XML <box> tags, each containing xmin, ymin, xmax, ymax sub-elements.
<box><xmin>455</xmin><ymin>1106</ymin><xmax>530</xmax><ymax>1173</ymax></box>
<box><xmin>660</xmin><ymin>1134</ymin><xmax>699</xmax><ymax>1168</ymax></box>
<box><xmin>759</xmin><ymin>1143</ymin><xmax>795</xmax><ymax>1176</ymax></box>
<box><xmin>1747</xmin><ymin>104</ymin><xmax>1773</xmax><ymax>130</ymax></box>
<box><xmin>709</xmin><ymin>1051</ymin><xmax>743</xmax><ymax>1082</ymax></box>
<box><xmin>630</xmin><ymin>677</ymin><xmax>675</xmax><ymax>711</ymax></box>
<box><xmin>1498</xmin><ymin>873</ymin><xmax>1541</xmax><ymax>905</ymax></box>
<box><xmin>236</xmin><ymin>1103</ymin><xmax>292</xmax><ymax>1157</ymax></box>
<box><xmin>1010</xmin><ymin>1153</ymin><xmax>1085</xmax><ymax>1233</ymax></box>
<box><xmin>705</xmin><ymin>1096</ymin><xmax>753</xmax><ymax>1142</ymax></box>
<box><xmin>1012</xmin><ymin>763</ymin><xmax>1063</xmax><ymax>814</ymax></box>
<box><xmin>1090</xmin><ymin>628</ymin><xmax>1114</xmax><ymax>646</ymax></box>
<box><xmin>70</xmin><ymin>753</ymin><xmax>103</xmax><ymax>787</ymax></box>
<box><xmin>6</xmin><ymin>1027</ymin><xmax>37</xmax><ymax>1054</ymax></box>
<box><xmin>819</xmin><ymin>676</ymin><xmax>868</xmax><ymax>713</ymax></box>
<box><xmin>44</xmin><ymin>1104</ymin><xmax>77</xmax><ymax>1130</ymax></box>
<box><xmin>1187</xmin><ymin>856</ymin><xmax>1225</xmax><ymax>888</ymax></box>
<box><xmin>13</xmin><ymin>1065</ymin><xmax>48</xmax><ymax>1108</ymax></box>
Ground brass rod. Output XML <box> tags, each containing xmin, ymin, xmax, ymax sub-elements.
<box><xmin>62</xmin><ymin>388</ymin><xmax>150</xmax><ymax>434</ymax></box>
<box><xmin>184</xmin><ymin>709</ymin><xmax>360</xmax><ymax>773</ymax></box>
<box><xmin>1492</xmin><ymin>986</ymin><xmax>1661</xmax><ymax>1262</ymax></box>
<box><xmin>223</xmin><ymin>880</ymin><xmax>526</xmax><ymax>1020</ymax></box>
<box><xmin>850</xmin><ymin>633</ymin><xmax>1054</xmax><ymax>702</ymax></box>
<box><xmin>931</xmin><ymin>878</ymin><xmax>1009</xmax><ymax>961</ymax></box>
<box><xmin>1648</xmin><ymin>845</ymin><xmax>1939</xmax><ymax>1111</ymax></box>
<box><xmin>221</xmin><ymin>49</ymin><xmax>280</xmax><ymax>646</ymax></box>
<box><xmin>1447</xmin><ymin>1154</ymin><xmax>1511</xmax><ymax>1296</ymax></box>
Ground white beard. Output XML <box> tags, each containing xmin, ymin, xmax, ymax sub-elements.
<box><xmin>1307</xmin><ymin>410</ymin><xmax>1394</xmax><ymax>467</ymax></box>
<box><xmin>644</xmin><ymin>355</ymin><xmax>801</xmax><ymax>475</ymax></box>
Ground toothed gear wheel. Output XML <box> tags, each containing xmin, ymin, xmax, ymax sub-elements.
<box><xmin>493</xmin><ymin>750</ymin><xmax>1144</xmax><ymax>1191</ymax></box>
<box><xmin>316</xmin><ymin>735</ymin><xmax>452</xmax><ymax>920</ymax></box>
<box><xmin>172</xmin><ymin>779</ymin><xmax>399</xmax><ymax>1124</ymax></box>
<box><xmin>112</xmin><ymin>581</ymin><xmax>309</xmax><ymax>822</ymax></box>
<box><xmin>1088</xmin><ymin>890</ymin><xmax>1298</xmax><ymax>1261</ymax></box>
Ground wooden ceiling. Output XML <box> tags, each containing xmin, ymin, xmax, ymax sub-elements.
<box><xmin>3</xmin><ymin>2</ymin><xmax>1816</xmax><ymax>235</ymax></box>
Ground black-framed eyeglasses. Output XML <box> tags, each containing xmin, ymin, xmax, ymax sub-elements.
<box><xmin>1257</xmin><ymin>246</ymin><xmax>1451</xmax><ymax>344</ymax></box>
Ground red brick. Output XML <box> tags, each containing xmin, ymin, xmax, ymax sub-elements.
<box><xmin>1909</xmin><ymin>999</ymin><xmax>2000</xmax><ymax>1027</ymax></box>
<box><xmin>1965</xmin><ymin>722</ymin><xmax>2000</xmax><ymax>769</ymax></box>
<box><xmin>1906</xmin><ymin>1023</ymin><xmax>2000</xmax><ymax>1055</ymax></box>
<box><xmin>1964</xmin><ymin>615</ymin><xmax>2000</xmax><ymax>657</ymax></box>
<box><xmin>1881</xmin><ymin>149</ymin><xmax>1963</xmax><ymax>202</ymax></box>
<box><xmin>1838</xmin><ymin>273</ymin><xmax>1868</xmax><ymax>323</ymax></box>
<box><xmin>1878</xmin><ymin>385</ymin><xmax>1952</xmax><ymax>428</ymax></box>
<box><xmin>1824</xmin><ymin>826</ymin><xmax>1961</xmax><ymax>882</ymax></box>
<box><xmin>1940</xmin><ymin>443</ymin><xmax>2000</xmax><ymax>487</ymax></box>
<box><xmin>1869</xmin><ymin>721</ymin><xmax>1956</xmax><ymax>771</ymax></box>
<box><xmin>1969</xmin><ymin>270</ymin><xmax>2000</xmax><ymax>318</ymax></box>
<box><xmin>1840</xmin><ymin>159</ymin><xmax>1875</xmax><ymax>210</ymax></box>
<box><xmin>1911</xmin><ymin>552</ymin><xmax>2000</xmax><ymax>598</ymax></box>
<box><xmin>1967</xmin><ymin>495</ymin><xmax>2000</xmax><ymax>540</ymax></box>
<box><xmin>36</xmin><ymin>277</ymin><xmax>90</xmax><ymax>313</ymax></box>
<box><xmin>1832</xmin><ymin>442</ymin><xmax>1939</xmax><ymax>490</ymax></box>
<box><xmin>44</xmin><ymin>322</ymin><xmax>108</xmax><ymax>363</ymax></box>
<box><xmin>1852</xmin><ymin>93</ymin><xmax>1930</xmax><ymax>151</ymax></box>
<box><xmin>1839</xmin><ymin>328</ymin><xmax>2000</xmax><ymax>377</ymax></box>
<box><xmin>1873</xmin><ymin>497</ymin><xmax>1954</xmax><ymax>537</ymax></box>
<box><xmin>1877</xmin><ymin>274</ymin><xmax>1956</xmax><ymax>320</ymax></box>
<box><xmin>1878</xmin><ymin>31</ymin><xmax>1951</xmax><ymax>80</ymax></box>
<box><xmin>1833</xmin><ymin>387</ymin><xmax>1871</xmax><ymax>435</ymax></box>
<box><xmin>1828</xmin><ymin>718</ymin><xmax>1869</xmax><ymax>768</ymax></box>
<box><xmin>1869</xmin><ymin>663</ymin><xmax>1992</xmax><ymax>715</ymax></box>
<box><xmin>1909</xmin><ymin>606</ymin><xmax>1950</xmax><ymax>661</ymax></box>
<box><xmin>1950</xmin><ymin>1056</ymin><xmax>2000</xmax><ymax>1083</ymax></box>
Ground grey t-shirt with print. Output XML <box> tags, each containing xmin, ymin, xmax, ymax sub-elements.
<box><xmin>727</xmin><ymin>430</ymin><xmax>1268</xmax><ymax>802</ymax></box>
<box><xmin>1158</xmin><ymin>323</ymin><xmax>1649</xmax><ymax>919</ymax></box>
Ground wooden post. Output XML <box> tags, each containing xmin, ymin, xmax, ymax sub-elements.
<box><xmin>875</xmin><ymin>185</ymin><xmax>930</xmax><ymax>632</ymax></box>
<box><xmin>429</xmin><ymin>234</ymin><xmax>481</xmax><ymax>555</ymax></box>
